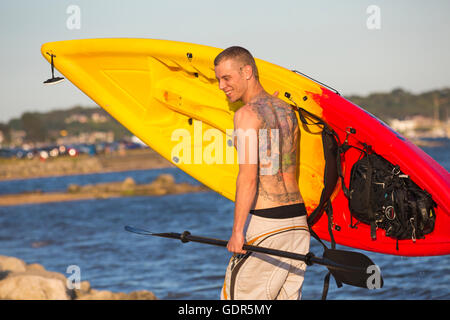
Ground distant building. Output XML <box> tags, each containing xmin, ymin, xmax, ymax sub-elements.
<box><xmin>388</xmin><ymin>116</ymin><xmax>449</xmax><ymax>138</ymax></box>
<box><xmin>65</xmin><ymin>114</ymin><xmax>88</xmax><ymax>124</ymax></box>
<box><xmin>91</xmin><ymin>112</ymin><xmax>108</xmax><ymax>123</ymax></box>
<box><xmin>10</xmin><ymin>130</ymin><xmax>26</xmax><ymax>146</ymax></box>
<box><xmin>56</xmin><ymin>131</ymin><xmax>115</xmax><ymax>145</ymax></box>
<box><xmin>64</xmin><ymin>112</ymin><xmax>110</xmax><ymax>124</ymax></box>
<box><xmin>389</xmin><ymin>118</ymin><xmax>417</xmax><ymax>133</ymax></box>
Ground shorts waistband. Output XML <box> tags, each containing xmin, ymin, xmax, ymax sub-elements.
<box><xmin>250</xmin><ymin>203</ymin><xmax>307</xmax><ymax>219</ymax></box>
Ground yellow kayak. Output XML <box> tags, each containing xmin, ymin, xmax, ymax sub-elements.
<box><xmin>41</xmin><ymin>38</ymin><xmax>327</xmax><ymax>211</ymax></box>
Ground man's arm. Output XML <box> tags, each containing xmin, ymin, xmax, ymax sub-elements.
<box><xmin>227</xmin><ymin>106</ymin><xmax>260</xmax><ymax>254</ymax></box>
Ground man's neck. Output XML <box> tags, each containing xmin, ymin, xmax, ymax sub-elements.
<box><xmin>241</xmin><ymin>81</ymin><xmax>265</xmax><ymax>105</ymax></box>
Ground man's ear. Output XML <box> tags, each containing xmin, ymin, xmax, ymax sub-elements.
<box><xmin>242</xmin><ymin>65</ymin><xmax>253</xmax><ymax>80</ymax></box>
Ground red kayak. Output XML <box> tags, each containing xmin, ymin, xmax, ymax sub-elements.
<box><xmin>310</xmin><ymin>87</ymin><xmax>450</xmax><ymax>256</ymax></box>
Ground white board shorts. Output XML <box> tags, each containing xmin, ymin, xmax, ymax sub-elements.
<box><xmin>221</xmin><ymin>209</ymin><xmax>310</xmax><ymax>300</ymax></box>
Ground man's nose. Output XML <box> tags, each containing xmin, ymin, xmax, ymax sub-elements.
<box><xmin>218</xmin><ymin>79</ymin><xmax>226</xmax><ymax>91</ymax></box>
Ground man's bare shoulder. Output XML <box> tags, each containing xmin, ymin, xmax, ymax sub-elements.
<box><xmin>234</xmin><ymin>103</ymin><xmax>262</xmax><ymax>128</ymax></box>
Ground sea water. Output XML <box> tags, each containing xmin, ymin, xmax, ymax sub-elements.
<box><xmin>0</xmin><ymin>139</ymin><xmax>449</xmax><ymax>300</ymax></box>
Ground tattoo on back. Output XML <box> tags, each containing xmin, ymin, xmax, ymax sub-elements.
<box><xmin>246</xmin><ymin>92</ymin><xmax>302</xmax><ymax>205</ymax></box>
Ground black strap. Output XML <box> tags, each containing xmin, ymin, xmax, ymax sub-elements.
<box><xmin>395</xmin><ymin>187</ymin><xmax>408</xmax><ymax>235</ymax></box>
<box><xmin>293</xmin><ymin>105</ymin><xmax>346</xmax><ymax>300</ymax></box>
<box><xmin>295</xmin><ymin>106</ymin><xmax>343</xmax><ymax>227</ymax></box>
<box><xmin>336</xmin><ymin>145</ymin><xmax>350</xmax><ymax>198</ymax></box>
<box><xmin>322</xmin><ymin>272</ymin><xmax>331</xmax><ymax>300</ymax></box>
<box><xmin>309</xmin><ymin>224</ymin><xmax>327</xmax><ymax>251</ymax></box>
<box><xmin>362</xmin><ymin>153</ymin><xmax>377</xmax><ymax>240</ymax></box>
<box><xmin>308</xmin><ymin>203</ymin><xmax>342</xmax><ymax>300</ymax></box>
<box><xmin>307</xmin><ymin>129</ymin><xmax>339</xmax><ymax>226</ymax></box>
<box><xmin>326</xmin><ymin>202</ymin><xmax>336</xmax><ymax>250</ymax></box>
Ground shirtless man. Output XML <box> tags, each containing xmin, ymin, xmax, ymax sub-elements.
<box><xmin>214</xmin><ymin>46</ymin><xmax>310</xmax><ymax>300</ymax></box>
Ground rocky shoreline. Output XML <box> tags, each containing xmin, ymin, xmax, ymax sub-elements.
<box><xmin>0</xmin><ymin>150</ymin><xmax>207</xmax><ymax>299</ymax></box>
<box><xmin>0</xmin><ymin>174</ymin><xmax>210</xmax><ymax>206</ymax></box>
<box><xmin>0</xmin><ymin>255</ymin><xmax>157</xmax><ymax>300</ymax></box>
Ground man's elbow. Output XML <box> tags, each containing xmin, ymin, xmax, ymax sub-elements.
<box><xmin>238</xmin><ymin>168</ymin><xmax>258</xmax><ymax>186</ymax></box>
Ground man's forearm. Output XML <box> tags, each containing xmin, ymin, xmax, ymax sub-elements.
<box><xmin>233</xmin><ymin>173</ymin><xmax>257</xmax><ymax>234</ymax></box>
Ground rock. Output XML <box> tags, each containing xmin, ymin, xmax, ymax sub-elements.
<box><xmin>0</xmin><ymin>274</ymin><xmax>70</xmax><ymax>300</ymax></box>
<box><xmin>122</xmin><ymin>177</ymin><xmax>136</xmax><ymax>187</ymax></box>
<box><xmin>9</xmin><ymin>269</ymin><xmax>67</xmax><ymax>284</ymax></box>
<box><xmin>126</xmin><ymin>290</ymin><xmax>157</xmax><ymax>300</ymax></box>
<box><xmin>72</xmin><ymin>280</ymin><xmax>91</xmax><ymax>299</ymax></box>
<box><xmin>67</xmin><ymin>184</ymin><xmax>81</xmax><ymax>193</ymax></box>
<box><xmin>76</xmin><ymin>289</ymin><xmax>114</xmax><ymax>300</ymax></box>
<box><xmin>121</xmin><ymin>177</ymin><xmax>137</xmax><ymax>195</ymax></box>
<box><xmin>76</xmin><ymin>289</ymin><xmax>157</xmax><ymax>300</ymax></box>
<box><xmin>153</xmin><ymin>174</ymin><xmax>175</xmax><ymax>186</ymax></box>
<box><xmin>0</xmin><ymin>256</ymin><xmax>27</xmax><ymax>273</ymax></box>
<box><xmin>26</xmin><ymin>263</ymin><xmax>46</xmax><ymax>272</ymax></box>
<box><xmin>148</xmin><ymin>174</ymin><xmax>176</xmax><ymax>195</ymax></box>
<box><xmin>79</xmin><ymin>280</ymin><xmax>91</xmax><ymax>293</ymax></box>
<box><xmin>0</xmin><ymin>256</ymin><xmax>158</xmax><ymax>300</ymax></box>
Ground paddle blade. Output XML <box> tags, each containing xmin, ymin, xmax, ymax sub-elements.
<box><xmin>324</xmin><ymin>249</ymin><xmax>384</xmax><ymax>289</ymax></box>
<box><xmin>124</xmin><ymin>225</ymin><xmax>154</xmax><ymax>236</ymax></box>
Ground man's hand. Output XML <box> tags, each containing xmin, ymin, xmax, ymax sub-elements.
<box><xmin>227</xmin><ymin>232</ymin><xmax>247</xmax><ymax>254</ymax></box>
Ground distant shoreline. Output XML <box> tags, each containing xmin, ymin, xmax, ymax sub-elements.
<box><xmin>0</xmin><ymin>163</ymin><xmax>174</xmax><ymax>183</ymax></box>
<box><xmin>0</xmin><ymin>166</ymin><xmax>166</xmax><ymax>182</ymax></box>
<box><xmin>0</xmin><ymin>137</ymin><xmax>445</xmax><ymax>182</ymax></box>
<box><xmin>409</xmin><ymin>137</ymin><xmax>447</xmax><ymax>148</ymax></box>
<box><xmin>0</xmin><ymin>148</ymin><xmax>174</xmax><ymax>182</ymax></box>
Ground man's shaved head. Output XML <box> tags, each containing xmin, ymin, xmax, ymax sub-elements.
<box><xmin>214</xmin><ymin>46</ymin><xmax>259</xmax><ymax>80</ymax></box>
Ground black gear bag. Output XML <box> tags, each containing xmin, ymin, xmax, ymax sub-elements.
<box><xmin>348</xmin><ymin>151</ymin><xmax>437</xmax><ymax>245</ymax></box>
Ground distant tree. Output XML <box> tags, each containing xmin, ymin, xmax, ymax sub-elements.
<box><xmin>21</xmin><ymin>112</ymin><xmax>47</xmax><ymax>142</ymax></box>
<box><xmin>346</xmin><ymin>88</ymin><xmax>450</xmax><ymax>121</ymax></box>
<box><xmin>0</xmin><ymin>123</ymin><xmax>11</xmax><ymax>143</ymax></box>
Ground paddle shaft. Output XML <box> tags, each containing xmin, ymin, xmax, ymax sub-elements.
<box><xmin>186</xmin><ymin>233</ymin><xmax>312</xmax><ymax>262</ymax></box>
<box><xmin>154</xmin><ymin>231</ymin><xmax>363</xmax><ymax>273</ymax></box>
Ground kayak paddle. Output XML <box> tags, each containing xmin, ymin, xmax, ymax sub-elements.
<box><xmin>124</xmin><ymin>225</ymin><xmax>383</xmax><ymax>290</ymax></box>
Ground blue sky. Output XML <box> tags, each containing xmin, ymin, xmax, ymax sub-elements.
<box><xmin>0</xmin><ymin>0</ymin><xmax>449</xmax><ymax>122</ymax></box>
